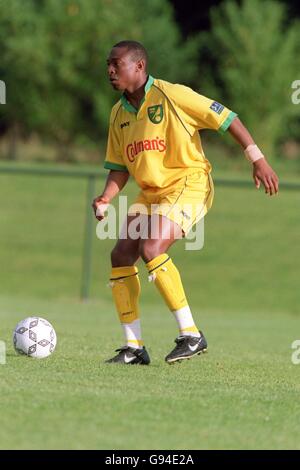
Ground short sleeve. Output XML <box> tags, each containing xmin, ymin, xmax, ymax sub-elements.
<box><xmin>169</xmin><ymin>84</ymin><xmax>237</xmax><ymax>134</ymax></box>
<box><xmin>104</xmin><ymin>114</ymin><xmax>128</xmax><ymax>172</ymax></box>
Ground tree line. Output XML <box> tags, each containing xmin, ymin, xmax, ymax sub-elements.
<box><xmin>0</xmin><ymin>0</ymin><xmax>299</xmax><ymax>161</ymax></box>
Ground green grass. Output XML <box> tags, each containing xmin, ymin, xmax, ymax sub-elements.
<box><xmin>1</xmin><ymin>296</ymin><xmax>300</xmax><ymax>450</ymax></box>
<box><xmin>0</xmin><ymin>163</ymin><xmax>300</xmax><ymax>449</ymax></box>
<box><xmin>0</xmin><ymin>165</ymin><xmax>299</xmax><ymax>313</ymax></box>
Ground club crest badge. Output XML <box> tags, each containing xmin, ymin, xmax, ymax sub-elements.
<box><xmin>148</xmin><ymin>104</ymin><xmax>163</xmax><ymax>124</ymax></box>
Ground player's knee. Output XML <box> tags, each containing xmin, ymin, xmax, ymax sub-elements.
<box><xmin>111</xmin><ymin>247</ymin><xmax>127</xmax><ymax>266</ymax></box>
<box><xmin>111</xmin><ymin>246</ymin><xmax>137</xmax><ymax>267</ymax></box>
<box><xmin>139</xmin><ymin>240</ymin><xmax>161</xmax><ymax>263</ymax></box>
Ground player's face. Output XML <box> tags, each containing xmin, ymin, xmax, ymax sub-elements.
<box><xmin>107</xmin><ymin>47</ymin><xmax>142</xmax><ymax>91</ymax></box>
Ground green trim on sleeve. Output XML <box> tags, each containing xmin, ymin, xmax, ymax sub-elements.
<box><xmin>104</xmin><ymin>161</ymin><xmax>128</xmax><ymax>172</ymax></box>
<box><xmin>218</xmin><ymin>111</ymin><xmax>238</xmax><ymax>134</ymax></box>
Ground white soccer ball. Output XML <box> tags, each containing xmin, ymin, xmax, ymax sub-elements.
<box><xmin>13</xmin><ymin>317</ymin><xmax>57</xmax><ymax>359</ymax></box>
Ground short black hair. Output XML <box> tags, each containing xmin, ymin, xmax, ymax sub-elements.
<box><xmin>112</xmin><ymin>40</ymin><xmax>148</xmax><ymax>69</ymax></box>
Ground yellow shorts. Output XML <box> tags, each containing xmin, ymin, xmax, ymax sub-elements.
<box><xmin>128</xmin><ymin>171</ymin><xmax>214</xmax><ymax>235</ymax></box>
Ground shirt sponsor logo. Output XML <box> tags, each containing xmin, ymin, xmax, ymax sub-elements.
<box><xmin>210</xmin><ymin>101</ymin><xmax>224</xmax><ymax>114</ymax></box>
<box><xmin>126</xmin><ymin>137</ymin><xmax>166</xmax><ymax>162</ymax></box>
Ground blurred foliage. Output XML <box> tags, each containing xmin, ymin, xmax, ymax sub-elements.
<box><xmin>198</xmin><ymin>0</ymin><xmax>300</xmax><ymax>158</ymax></box>
<box><xmin>0</xmin><ymin>0</ymin><xmax>198</xmax><ymax>159</ymax></box>
<box><xmin>0</xmin><ymin>0</ymin><xmax>299</xmax><ymax>162</ymax></box>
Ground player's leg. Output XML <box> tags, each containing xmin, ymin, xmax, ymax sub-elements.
<box><xmin>106</xmin><ymin>214</ymin><xmax>150</xmax><ymax>365</ymax></box>
<box><xmin>139</xmin><ymin>214</ymin><xmax>203</xmax><ymax>343</ymax></box>
<box><xmin>139</xmin><ymin>171</ymin><xmax>213</xmax><ymax>363</ymax></box>
<box><xmin>140</xmin><ymin>215</ymin><xmax>207</xmax><ymax>364</ymax></box>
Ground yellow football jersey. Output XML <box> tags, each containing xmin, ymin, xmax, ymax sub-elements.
<box><xmin>104</xmin><ymin>75</ymin><xmax>237</xmax><ymax>190</ymax></box>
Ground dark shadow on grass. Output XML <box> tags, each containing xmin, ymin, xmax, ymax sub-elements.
<box><xmin>6</xmin><ymin>352</ymin><xmax>27</xmax><ymax>358</ymax></box>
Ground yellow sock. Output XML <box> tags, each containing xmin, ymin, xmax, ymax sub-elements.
<box><xmin>146</xmin><ymin>254</ymin><xmax>188</xmax><ymax>310</ymax></box>
<box><xmin>110</xmin><ymin>266</ymin><xmax>143</xmax><ymax>348</ymax></box>
<box><xmin>146</xmin><ymin>254</ymin><xmax>199</xmax><ymax>336</ymax></box>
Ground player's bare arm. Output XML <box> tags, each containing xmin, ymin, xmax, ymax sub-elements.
<box><xmin>228</xmin><ymin>117</ymin><xmax>279</xmax><ymax>196</ymax></box>
<box><xmin>92</xmin><ymin>170</ymin><xmax>129</xmax><ymax>221</ymax></box>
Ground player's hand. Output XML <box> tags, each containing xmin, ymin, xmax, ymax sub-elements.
<box><xmin>92</xmin><ymin>195</ymin><xmax>110</xmax><ymax>221</ymax></box>
<box><xmin>252</xmin><ymin>159</ymin><xmax>279</xmax><ymax>196</ymax></box>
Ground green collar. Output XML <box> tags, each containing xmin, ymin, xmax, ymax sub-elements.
<box><xmin>121</xmin><ymin>75</ymin><xmax>154</xmax><ymax>113</ymax></box>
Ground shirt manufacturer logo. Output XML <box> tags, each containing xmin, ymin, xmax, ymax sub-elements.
<box><xmin>120</xmin><ymin>121</ymin><xmax>130</xmax><ymax>129</ymax></box>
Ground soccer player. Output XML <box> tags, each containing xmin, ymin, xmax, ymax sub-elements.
<box><xmin>92</xmin><ymin>40</ymin><xmax>279</xmax><ymax>365</ymax></box>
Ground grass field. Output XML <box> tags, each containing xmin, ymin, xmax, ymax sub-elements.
<box><xmin>0</xmin><ymin>164</ymin><xmax>300</xmax><ymax>449</ymax></box>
